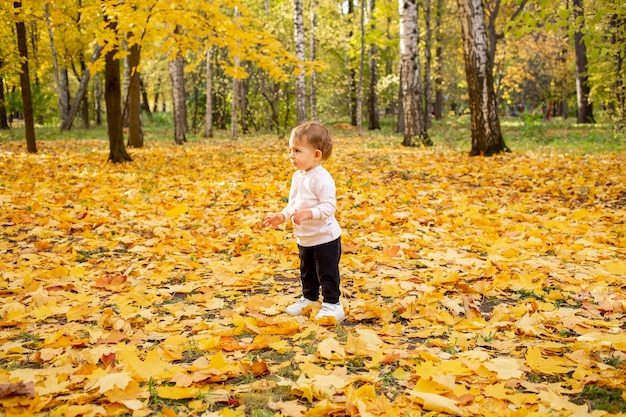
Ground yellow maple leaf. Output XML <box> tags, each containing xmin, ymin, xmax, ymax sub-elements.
<box><xmin>85</xmin><ymin>372</ymin><xmax>132</xmax><ymax>394</ymax></box>
<box><xmin>165</xmin><ymin>204</ymin><xmax>189</xmax><ymax>217</ymax></box>
<box><xmin>484</xmin><ymin>356</ymin><xmax>525</xmax><ymax>380</ymax></box>
<box><xmin>317</xmin><ymin>338</ymin><xmax>345</xmax><ymax>361</ymax></box>
<box><xmin>408</xmin><ymin>390</ymin><xmax>465</xmax><ymax>415</ymax></box>
<box><xmin>525</xmin><ymin>346</ymin><xmax>571</xmax><ymax>374</ymax></box>
<box><xmin>156</xmin><ymin>386</ymin><xmax>202</xmax><ymax>400</ymax></box>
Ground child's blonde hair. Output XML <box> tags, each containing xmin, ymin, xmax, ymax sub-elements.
<box><xmin>291</xmin><ymin>121</ymin><xmax>333</xmax><ymax>160</ymax></box>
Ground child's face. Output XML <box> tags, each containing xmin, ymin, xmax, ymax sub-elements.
<box><xmin>288</xmin><ymin>136</ymin><xmax>322</xmax><ymax>172</ymax></box>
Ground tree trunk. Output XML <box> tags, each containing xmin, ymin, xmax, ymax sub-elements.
<box><xmin>367</xmin><ymin>0</ymin><xmax>380</xmax><ymax>130</ymax></box>
<box><xmin>573</xmin><ymin>0</ymin><xmax>595</xmax><ymax>124</ymax></box>
<box><xmin>62</xmin><ymin>45</ymin><xmax>103</xmax><ymax>130</ymax></box>
<box><xmin>399</xmin><ymin>0</ymin><xmax>430</xmax><ymax>146</ymax></box>
<box><xmin>357</xmin><ymin>0</ymin><xmax>364</xmax><ymax>135</ymax></box>
<box><xmin>423</xmin><ymin>0</ymin><xmax>433</xmax><ymax>128</ymax></box>
<box><xmin>434</xmin><ymin>0</ymin><xmax>445</xmax><ymax>120</ymax></box>
<box><xmin>611</xmin><ymin>12</ymin><xmax>625</xmax><ymax>133</ymax></box>
<box><xmin>80</xmin><ymin>56</ymin><xmax>89</xmax><ymax>129</ymax></box>
<box><xmin>169</xmin><ymin>43</ymin><xmax>187</xmax><ymax>144</ymax></box>
<box><xmin>126</xmin><ymin>42</ymin><xmax>143</xmax><ymax>147</ymax></box>
<box><xmin>294</xmin><ymin>0</ymin><xmax>307</xmax><ymax>124</ymax></box>
<box><xmin>396</xmin><ymin>65</ymin><xmax>405</xmax><ymax>133</ymax></box>
<box><xmin>231</xmin><ymin>56</ymin><xmax>240</xmax><ymax>140</ymax></box>
<box><xmin>309</xmin><ymin>0</ymin><xmax>318</xmax><ymax>121</ymax></box>
<box><xmin>103</xmin><ymin>6</ymin><xmax>131</xmax><ymax>163</ymax></box>
<box><xmin>0</xmin><ymin>78</ymin><xmax>9</xmax><ymax>129</ymax></box>
<box><xmin>14</xmin><ymin>1</ymin><xmax>36</xmax><ymax>153</ymax></box>
<box><xmin>139</xmin><ymin>78</ymin><xmax>152</xmax><ymax>119</ymax></box>
<box><xmin>153</xmin><ymin>77</ymin><xmax>161</xmax><ymax>113</ymax></box>
<box><xmin>122</xmin><ymin>40</ymin><xmax>131</xmax><ymax>127</ymax></box>
<box><xmin>45</xmin><ymin>3</ymin><xmax>70</xmax><ymax>125</ymax></box>
<box><xmin>204</xmin><ymin>48</ymin><xmax>213</xmax><ymax>138</ymax></box>
<box><xmin>95</xmin><ymin>73</ymin><xmax>103</xmax><ymax>126</ymax></box>
<box><xmin>457</xmin><ymin>0</ymin><xmax>508</xmax><ymax>156</ymax></box>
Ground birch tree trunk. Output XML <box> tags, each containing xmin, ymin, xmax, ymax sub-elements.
<box><xmin>357</xmin><ymin>0</ymin><xmax>364</xmax><ymax>135</ymax></box>
<box><xmin>205</xmin><ymin>47</ymin><xmax>213</xmax><ymax>138</ymax></box>
<box><xmin>231</xmin><ymin>56</ymin><xmax>240</xmax><ymax>140</ymax></box>
<box><xmin>611</xmin><ymin>12</ymin><xmax>625</xmax><ymax>134</ymax></box>
<box><xmin>61</xmin><ymin>45</ymin><xmax>103</xmax><ymax>130</ymax></box>
<box><xmin>433</xmin><ymin>0</ymin><xmax>444</xmax><ymax>120</ymax></box>
<box><xmin>294</xmin><ymin>0</ymin><xmax>307</xmax><ymax>124</ymax></box>
<box><xmin>309</xmin><ymin>0</ymin><xmax>318</xmax><ymax>121</ymax></box>
<box><xmin>45</xmin><ymin>3</ymin><xmax>70</xmax><ymax>125</ymax></box>
<box><xmin>122</xmin><ymin>40</ymin><xmax>131</xmax><ymax>127</ymax></box>
<box><xmin>423</xmin><ymin>0</ymin><xmax>433</xmax><ymax>128</ymax></box>
<box><xmin>573</xmin><ymin>0</ymin><xmax>595</xmax><ymax>124</ymax></box>
<box><xmin>95</xmin><ymin>73</ymin><xmax>102</xmax><ymax>126</ymax></box>
<box><xmin>457</xmin><ymin>0</ymin><xmax>508</xmax><ymax>156</ymax></box>
<box><xmin>169</xmin><ymin>44</ymin><xmax>187</xmax><ymax>144</ymax></box>
<box><xmin>399</xmin><ymin>0</ymin><xmax>430</xmax><ymax>146</ymax></box>
<box><xmin>14</xmin><ymin>1</ymin><xmax>36</xmax><ymax>153</ymax></box>
<box><xmin>368</xmin><ymin>0</ymin><xmax>380</xmax><ymax>130</ymax></box>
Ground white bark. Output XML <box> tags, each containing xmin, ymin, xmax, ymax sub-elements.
<box><xmin>309</xmin><ymin>0</ymin><xmax>317</xmax><ymax>121</ymax></box>
<box><xmin>399</xmin><ymin>0</ymin><xmax>427</xmax><ymax>145</ymax></box>
<box><xmin>205</xmin><ymin>47</ymin><xmax>213</xmax><ymax>138</ymax></box>
<box><xmin>169</xmin><ymin>53</ymin><xmax>186</xmax><ymax>144</ymax></box>
<box><xmin>45</xmin><ymin>3</ymin><xmax>69</xmax><ymax>124</ymax></box>
<box><xmin>294</xmin><ymin>0</ymin><xmax>307</xmax><ymax>124</ymax></box>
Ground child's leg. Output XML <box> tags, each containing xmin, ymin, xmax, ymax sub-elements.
<box><xmin>298</xmin><ymin>244</ymin><xmax>320</xmax><ymax>301</ymax></box>
<box><xmin>313</xmin><ymin>237</ymin><xmax>341</xmax><ymax>304</ymax></box>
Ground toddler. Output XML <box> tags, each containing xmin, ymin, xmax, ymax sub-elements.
<box><xmin>263</xmin><ymin>121</ymin><xmax>345</xmax><ymax>323</ymax></box>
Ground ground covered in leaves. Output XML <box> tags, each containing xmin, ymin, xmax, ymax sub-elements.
<box><xmin>1</xmin><ymin>135</ymin><xmax>625</xmax><ymax>417</ymax></box>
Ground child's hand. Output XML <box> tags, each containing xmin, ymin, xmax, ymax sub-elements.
<box><xmin>291</xmin><ymin>209</ymin><xmax>312</xmax><ymax>225</ymax></box>
<box><xmin>263</xmin><ymin>213</ymin><xmax>285</xmax><ymax>228</ymax></box>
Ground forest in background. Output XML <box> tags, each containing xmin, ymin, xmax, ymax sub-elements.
<box><xmin>0</xmin><ymin>0</ymin><xmax>625</xmax><ymax>158</ymax></box>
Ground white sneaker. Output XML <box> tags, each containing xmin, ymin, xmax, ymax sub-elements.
<box><xmin>286</xmin><ymin>297</ymin><xmax>316</xmax><ymax>316</ymax></box>
<box><xmin>314</xmin><ymin>302</ymin><xmax>345</xmax><ymax>322</ymax></box>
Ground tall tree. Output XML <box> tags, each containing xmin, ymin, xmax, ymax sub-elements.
<box><xmin>169</xmin><ymin>49</ymin><xmax>186</xmax><ymax>145</ymax></box>
<box><xmin>610</xmin><ymin>8</ymin><xmax>625</xmax><ymax>133</ymax></box>
<box><xmin>204</xmin><ymin>47</ymin><xmax>213</xmax><ymax>138</ymax></box>
<box><xmin>309</xmin><ymin>0</ymin><xmax>318</xmax><ymax>121</ymax></box>
<box><xmin>399</xmin><ymin>0</ymin><xmax>430</xmax><ymax>146</ymax></box>
<box><xmin>367</xmin><ymin>0</ymin><xmax>381</xmax><ymax>130</ymax></box>
<box><xmin>231</xmin><ymin>55</ymin><xmax>240</xmax><ymax>140</ymax></box>
<box><xmin>423</xmin><ymin>0</ymin><xmax>433</xmax><ymax>128</ymax></box>
<box><xmin>102</xmin><ymin>2</ymin><xmax>131</xmax><ymax>163</ymax></box>
<box><xmin>357</xmin><ymin>0</ymin><xmax>365</xmax><ymax>135</ymax></box>
<box><xmin>14</xmin><ymin>1</ymin><xmax>36</xmax><ymax>153</ymax></box>
<box><xmin>572</xmin><ymin>0</ymin><xmax>595</xmax><ymax>124</ymax></box>
<box><xmin>45</xmin><ymin>2</ymin><xmax>70</xmax><ymax>125</ymax></box>
<box><xmin>0</xmin><ymin>77</ymin><xmax>9</xmax><ymax>130</ymax></box>
<box><xmin>457</xmin><ymin>0</ymin><xmax>508</xmax><ymax>156</ymax></box>
<box><xmin>433</xmin><ymin>0</ymin><xmax>445</xmax><ymax>120</ymax></box>
<box><xmin>61</xmin><ymin>45</ymin><xmax>103</xmax><ymax>130</ymax></box>
<box><xmin>294</xmin><ymin>0</ymin><xmax>306</xmax><ymax>124</ymax></box>
<box><xmin>126</xmin><ymin>41</ymin><xmax>143</xmax><ymax>147</ymax></box>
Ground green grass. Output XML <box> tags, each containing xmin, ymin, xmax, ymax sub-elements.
<box><xmin>573</xmin><ymin>385</ymin><xmax>626</xmax><ymax>413</ymax></box>
<box><xmin>1</xmin><ymin>111</ymin><xmax>624</xmax><ymax>154</ymax></box>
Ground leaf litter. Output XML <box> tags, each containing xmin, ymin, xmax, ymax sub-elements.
<box><xmin>0</xmin><ymin>137</ymin><xmax>625</xmax><ymax>416</ymax></box>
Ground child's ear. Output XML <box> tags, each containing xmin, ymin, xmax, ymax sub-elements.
<box><xmin>314</xmin><ymin>149</ymin><xmax>323</xmax><ymax>159</ymax></box>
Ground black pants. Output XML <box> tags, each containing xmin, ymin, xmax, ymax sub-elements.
<box><xmin>298</xmin><ymin>237</ymin><xmax>341</xmax><ymax>304</ymax></box>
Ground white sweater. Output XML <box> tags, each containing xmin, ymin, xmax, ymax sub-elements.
<box><xmin>280</xmin><ymin>165</ymin><xmax>342</xmax><ymax>247</ymax></box>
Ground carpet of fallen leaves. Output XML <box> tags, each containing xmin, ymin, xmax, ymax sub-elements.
<box><xmin>0</xmin><ymin>135</ymin><xmax>625</xmax><ymax>417</ymax></box>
